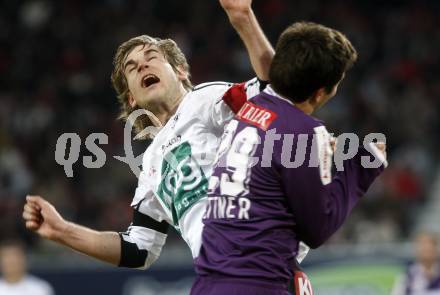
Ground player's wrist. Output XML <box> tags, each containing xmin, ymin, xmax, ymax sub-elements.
<box><xmin>227</xmin><ymin>7</ymin><xmax>253</xmax><ymax>30</ymax></box>
<box><xmin>51</xmin><ymin>219</ymin><xmax>71</xmax><ymax>243</ymax></box>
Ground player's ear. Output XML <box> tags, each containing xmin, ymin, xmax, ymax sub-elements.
<box><xmin>175</xmin><ymin>65</ymin><xmax>188</xmax><ymax>82</ymax></box>
<box><xmin>310</xmin><ymin>88</ymin><xmax>327</xmax><ymax>107</ymax></box>
<box><xmin>127</xmin><ymin>92</ymin><xmax>137</xmax><ymax>108</ymax></box>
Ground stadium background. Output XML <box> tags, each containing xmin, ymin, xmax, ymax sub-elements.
<box><xmin>1</xmin><ymin>0</ymin><xmax>439</xmax><ymax>294</ymax></box>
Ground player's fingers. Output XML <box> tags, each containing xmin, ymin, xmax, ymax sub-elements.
<box><xmin>26</xmin><ymin>195</ymin><xmax>43</xmax><ymax>210</ymax></box>
<box><xmin>375</xmin><ymin>142</ymin><xmax>386</xmax><ymax>151</ymax></box>
<box><xmin>27</xmin><ymin>202</ymin><xmax>41</xmax><ymax>211</ymax></box>
<box><xmin>23</xmin><ymin>207</ymin><xmax>42</xmax><ymax>222</ymax></box>
<box><xmin>26</xmin><ymin>195</ymin><xmax>42</xmax><ymax>203</ymax></box>
<box><xmin>374</xmin><ymin>142</ymin><xmax>387</xmax><ymax>161</ymax></box>
<box><xmin>22</xmin><ymin>211</ymin><xmax>41</xmax><ymax>222</ymax></box>
<box><xmin>22</xmin><ymin>204</ymin><xmax>42</xmax><ymax>217</ymax></box>
<box><xmin>25</xmin><ymin>220</ymin><xmax>40</xmax><ymax>230</ymax></box>
<box><xmin>23</xmin><ymin>203</ymin><xmax>39</xmax><ymax>214</ymax></box>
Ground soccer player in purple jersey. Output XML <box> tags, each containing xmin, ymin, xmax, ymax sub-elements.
<box><xmin>191</xmin><ymin>22</ymin><xmax>388</xmax><ymax>295</ymax></box>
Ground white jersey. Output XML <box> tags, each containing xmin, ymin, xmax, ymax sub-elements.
<box><xmin>128</xmin><ymin>79</ymin><xmax>263</xmax><ymax>259</ymax></box>
<box><xmin>0</xmin><ymin>276</ymin><xmax>54</xmax><ymax>295</ymax></box>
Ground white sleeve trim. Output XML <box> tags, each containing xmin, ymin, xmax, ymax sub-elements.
<box><xmin>296</xmin><ymin>242</ymin><xmax>310</xmax><ymax>263</ymax></box>
<box><xmin>132</xmin><ymin>170</ymin><xmax>172</xmax><ymax>224</ymax></box>
<box><xmin>314</xmin><ymin>126</ymin><xmax>334</xmax><ymax>185</ymax></box>
<box><xmin>121</xmin><ymin>226</ymin><xmax>167</xmax><ymax>269</ymax></box>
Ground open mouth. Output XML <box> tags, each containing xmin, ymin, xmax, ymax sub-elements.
<box><xmin>142</xmin><ymin>74</ymin><xmax>160</xmax><ymax>88</ymax></box>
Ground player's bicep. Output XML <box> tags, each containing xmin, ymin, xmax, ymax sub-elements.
<box><xmin>123</xmin><ymin>173</ymin><xmax>171</xmax><ymax>269</ymax></box>
<box><xmin>119</xmin><ymin>209</ymin><xmax>169</xmax><ymax>269</ymax></box>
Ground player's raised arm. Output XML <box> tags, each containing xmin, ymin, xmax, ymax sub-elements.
<box><xmin>220</xmin><ymin>0</ymin><xmax>274</xmax><ymax>81</ymax></box>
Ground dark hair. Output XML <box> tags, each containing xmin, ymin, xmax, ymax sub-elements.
<box><xmin>269</xmin><ymin>22</ymin><xmax>358</xmax><ymax>103</ymax></box>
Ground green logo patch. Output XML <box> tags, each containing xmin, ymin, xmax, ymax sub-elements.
<box><xmin>156</xmin><ymin>142</ymin><xmax>208</xmax><ymax>226</ymax></box>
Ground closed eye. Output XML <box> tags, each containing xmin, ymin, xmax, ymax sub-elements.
<box><xmin>144</xmin><ymin>48</ymin><xmax>159</xmax><ymax>62</ymax></box>
<box><xmin>124</xmin><ymin>59</ymin><xmax>138</xmax><ymax>74</ymax></box>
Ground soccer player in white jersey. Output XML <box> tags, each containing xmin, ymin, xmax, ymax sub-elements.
<box><xmin>22</xmin><ymin>0</ymin><xmax>308</xmax><ymax>270</ymax></box>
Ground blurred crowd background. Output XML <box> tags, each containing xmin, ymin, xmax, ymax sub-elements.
<box><xmin>1</xmin><ymin>0</ymin><xmax>440</xmax><ymax>274</ymax></box>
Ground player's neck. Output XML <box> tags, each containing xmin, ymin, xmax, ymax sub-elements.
<box><xmin>150</xmin><ymin>89</ymin><xmax>187</xmax><ymax>126</ymax></box>
<box><xmin>296</xmin><ymin>89</ymin><xmax>331</xmax><ymax>115</ymax></box>
<box><xmin>294</xmin><ymin>101</ymin><xmax>314</xmax><ymax>115</ymax></box>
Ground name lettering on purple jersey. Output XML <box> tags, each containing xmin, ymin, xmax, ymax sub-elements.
<box><xmin>205</xmin><ymin>123</ymin><xmax>258</xmax><ymax>220</ymax></box>
<box><xmin>236</xmin><ymin>101</ymin><xmax>277</xmax><ymax>131</ymax></box>
<box><xmin>203</xmin><ymin>196</ymin><xmax>251</xmax><ymax>220</ymax></box>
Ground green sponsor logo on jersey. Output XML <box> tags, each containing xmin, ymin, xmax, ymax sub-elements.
<box><xmin>156</xmin><ymin>142</ymin><xmax>208</xmax><ymax>226</ymax></box>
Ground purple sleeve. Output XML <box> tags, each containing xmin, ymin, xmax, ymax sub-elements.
<box><xmin>280</xmin><ymin>131</ymin><xmax>385</xmax><ymax>249</ymax></box>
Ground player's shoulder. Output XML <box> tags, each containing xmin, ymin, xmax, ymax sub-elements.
<box><xmin>192</xmin><ymin>81</ymin><xmax>233</xmax><ymax>93</ymax></box>
<box><xmin>181</xmin><ymin>81</ymin><xmax>233</xmax><ymax>113</ymax></box>
<box><xmin>255</xmin><ymin>90</ymin><xmax>325</xmax><ymax>135</ymax></box>
<box><xmin>284</xmin><ymin>108</ymin><xmax>325</xmax><ymax>136</ymax></box>
<box><xmin>189</xmin><ymin>78</ymin><xmax>262</xmax><ymax>102</ymax></box>
<box><xmin>189</xmin><ymin>81</ymin><xmax>232</xmax><ymax>101</ymax></box>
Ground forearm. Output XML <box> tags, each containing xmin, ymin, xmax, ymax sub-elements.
<box><xmin>303</xmin><ymin>154</ymin><xmax>384</xmax><ymax>247</ymax></box>
<box><xmin>54</xmin><ymin>222</ymin><xmax>121</xmax><ymax>266</ymax></box>
<box><xmin>229</xmin><ymin>9</ymin><xmax>274</xmax><ymax>81</ymax></box>
<box><xmin>287</xmin><ymin>145</ymin><xmax>385</xmax><ymax>249</ymax></box>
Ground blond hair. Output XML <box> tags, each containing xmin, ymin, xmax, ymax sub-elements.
<box><xmin>111</xmin><ymin>35</ymin><xmax>192</xmax><ymax>139</ymax></box>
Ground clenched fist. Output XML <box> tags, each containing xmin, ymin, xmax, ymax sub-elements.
<box><xmin>23</xmin><ymin>195</ymin><xmax>68</xmax><ymax>241</ymax></box>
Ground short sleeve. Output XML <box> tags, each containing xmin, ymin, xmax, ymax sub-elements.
<box><xmin>131</xmin><ymin>170</ymin><xmax>172</xmax><ymax>224</ymax></box>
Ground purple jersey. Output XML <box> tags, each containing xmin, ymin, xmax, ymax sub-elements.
<box><xmin>194</xmin><ymin>86</ymin><xmax>385</xmax><ymax>287</ymax></box>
